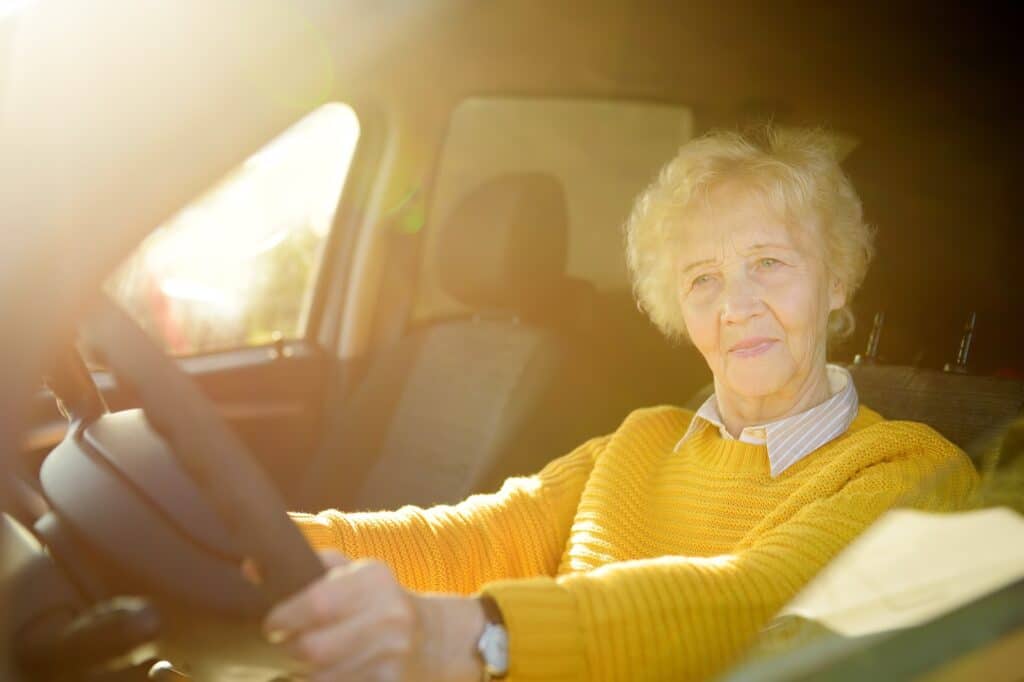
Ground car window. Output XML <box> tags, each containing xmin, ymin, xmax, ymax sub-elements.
<box><xmin>104</xmin><ymin>102</ymin><xmax>360</xmax><ymax>356</ymax></box>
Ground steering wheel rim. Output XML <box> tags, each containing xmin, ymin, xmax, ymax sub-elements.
<box><xmin>75</xmin><ymin>294</ymin><xmax>324</xmax><ymax>606</ymax></box>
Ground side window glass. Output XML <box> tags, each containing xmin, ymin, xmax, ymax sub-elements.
<box><xmin>105</xmin><ymin>103</ymin><xmax>360</xmax><ymax>356</ymax></box>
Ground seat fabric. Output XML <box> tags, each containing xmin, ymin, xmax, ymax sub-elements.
<box><xmin>300</xmin><ymin>173</ymin><xmax>613</xmax><ymax>512</ymax></box>
<box><xmin>353</xmin><ymin>320</ymin><xmax>574</xmax><ymax>510</ymax></box>
<box><xmin>847</xmin><ymin>364</ymin><xmax>1024</xmax><ymax>461</ymax></box>
<box><xmin>683</xmin><ymin>364</ymin><xmax>1024</xmax><ymax>466</ymax></box>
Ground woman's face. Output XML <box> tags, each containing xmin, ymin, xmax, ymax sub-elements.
<box><xmin>676</xmin><ymin>181</ymin><xmax>845</xmax><ymax>402</ymax></box>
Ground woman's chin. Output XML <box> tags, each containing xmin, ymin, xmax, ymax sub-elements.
<box><xmin>722</xmin><ymin>368</ymin><xmax>793</xmax><ymax>400</ymax></box>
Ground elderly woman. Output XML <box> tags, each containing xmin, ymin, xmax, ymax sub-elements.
<box><xmin>267</xmin><ymin>126</ymin><xmax>977</xmax><ymax>682</ymax></box>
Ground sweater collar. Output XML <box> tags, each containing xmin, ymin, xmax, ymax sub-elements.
<box><xmin>674</xmin><ymin>364</ymin><xmax>860</xmax><ymax>477</ymax></box>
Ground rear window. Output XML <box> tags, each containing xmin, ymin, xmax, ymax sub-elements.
<box><xmin>414</xmin><ymin>96</ymin><xmax>694</xmax><ymax>321</ymax></box>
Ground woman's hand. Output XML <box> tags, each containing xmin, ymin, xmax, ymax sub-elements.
<box><xmin>264</xmin><ymin>550</ymin><xmax>487</xmax><ymax>682</ymax></box>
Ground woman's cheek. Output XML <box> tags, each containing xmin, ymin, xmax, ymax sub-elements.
<box><xmin>767</xmin><ymin>273</ymin><xmax>811</xmax><ymax>321</ymax></box>
<box><xmin>773</xmin><ymin>280</ymin><xmax>824</xmax><ymax>361</ymax></box>
<box><xmin>682</xmin><ymin>300</ymin><xmax>719</xmax><ymax>362</ymax></box>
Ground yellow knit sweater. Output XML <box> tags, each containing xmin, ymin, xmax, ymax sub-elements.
<box><xmin>292</xmin><ymin>405</ymin><xmax>977</xmax><ymax>681</ymax></box>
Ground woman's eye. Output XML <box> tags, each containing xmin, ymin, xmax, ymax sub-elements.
<box><xmin>691</xmin><ymin>274</ymin><xmax>713</xmax><ymax>288</ymax></box>
<box><xmin>758</xmin><ymin>257</ymin><xmax>781</xmax><ymax>269</ymax></box>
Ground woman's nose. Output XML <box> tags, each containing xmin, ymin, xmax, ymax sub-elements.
<box><xmin>721</xmin><ymin>276</ymin><xmax>763</xmax><ymax>325</ymax></box>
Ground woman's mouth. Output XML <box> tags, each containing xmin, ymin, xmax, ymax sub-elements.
<box><xmin>729</xmin><ymin>337</ymin><xmax>777</xmax><ymax>358</ymax></box>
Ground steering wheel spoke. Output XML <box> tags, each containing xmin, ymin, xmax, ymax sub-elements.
<box><xmin>74</xmin><ymin>295</ymin><xmax>324</xmax><ymax>605</ymax></box>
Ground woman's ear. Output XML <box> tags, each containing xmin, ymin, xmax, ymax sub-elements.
<box><xmin>828</xmin><ymin>276</ymin><xmax>847</xmax><ymax>312</ymax></box>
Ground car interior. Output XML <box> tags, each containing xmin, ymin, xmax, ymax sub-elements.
<box><xmin>2</xmin><ymin>1</ymin><xmax>1023</xmax><ymax>680</ymax></box>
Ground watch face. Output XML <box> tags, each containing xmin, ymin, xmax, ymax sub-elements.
<box><xmin>479</xmin><ymin>623</ymin><xmax>509</xmax><ymax>675</ymax></box>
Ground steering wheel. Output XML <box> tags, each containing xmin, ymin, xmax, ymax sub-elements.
<box><xmin>29</xmin><ymin>295</ymin><xmax>324</xmax><ymax>678</ymax></box>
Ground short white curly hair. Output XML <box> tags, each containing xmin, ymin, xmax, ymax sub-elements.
<box><xmin>624</xmin><ymin>124</ymin><xmax>874</xmax><ymax>343</ymax></box>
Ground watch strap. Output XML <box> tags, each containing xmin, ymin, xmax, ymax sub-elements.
<box><xmin>480</xmin><ymin>594</ymin><xmax>505</xmax><ymax>625</ymax></box>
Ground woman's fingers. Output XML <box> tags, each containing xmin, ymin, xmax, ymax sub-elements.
<box><xmin>309</xmin><ymin>653</ymin><xmax>406</xmax><ymax>682</ymax></box>
<box><xmin>287</xmin><ymin>610</ymin><xmax>372</xmax><ymax>667</ymax></box>
<box><xmin>264</xmin><ymin>551</ymin><xmax>354</xmax><ymax>636</ymax></box>
<box><xmin>286</xmin><ymin>604</ymin><xmax>413</xmax><ymax>670</ymax></box>
<box><xmin>317</xmin><ymin>549</ymin><xmax>350</xmax><ymax>569</ymax></box>
<box><xmin>264</xmin><ymin>557</ymin><xmax>425</xmax><ymax>681</ymax></box>
<box><xmin>299</xmin><ymin>612</ymin><xmax>415</xmax><ymax>682</ymax></box>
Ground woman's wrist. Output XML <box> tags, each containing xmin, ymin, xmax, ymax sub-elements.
<box><xmin>413</xmin><ymin>594</ymin><xmax>487</xmax><ymax>682</ymax></box>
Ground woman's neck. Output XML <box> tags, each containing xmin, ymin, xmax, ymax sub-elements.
<box><xmin>715</xmin><ymin>364</ymin><xmax>833</xmax><ymax>438</ymax></box>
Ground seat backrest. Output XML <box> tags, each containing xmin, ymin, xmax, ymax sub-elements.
<box><xmin>346</xmin><ymin>320</ymin><xmax>580</xmax><ymax>510</ymax></box>
<box><xmin>683</xmin><ymin>365</ymin><xmax>1024</xmax><ymax>465</ymax></box>
<box><xmin>846</xmin><ymin>364</ymin><xmax>1024</xmax><ymax>461</ymax></box>
<box><xmin>300</xmin><ymin>173</ymin><xmax>613</xmax><ymax>512</ymax></box>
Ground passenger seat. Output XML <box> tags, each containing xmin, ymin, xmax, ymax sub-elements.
<box><xmin>300</xmin><ymin>173</ymin><xmax>615</xmax><ymax>512</ymax></box>
<box><xmin>684</xmin><ymin>364</ymin><xmax>1024</xmax><ymax>467</ymax></box>
<box><xmin>846</xmin><ymin>364</ymin><xmax>1024</xmax><ymax>464</ymax></box>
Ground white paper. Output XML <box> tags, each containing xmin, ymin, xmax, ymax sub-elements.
<box><xmin>779</xmin><ymin>507</ymin><xmax>1024</xmax><ymax>636</ymax></box>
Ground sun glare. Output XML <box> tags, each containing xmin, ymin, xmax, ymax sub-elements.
<box><xmin>0</xmin><ymin>0</ymin><xmax>33</xmax><ymax>20</ymax></box>
<box><xmin>105</xmin><ymin>103</ymin><xmax>360</xmax><ymax>355</ymax></box>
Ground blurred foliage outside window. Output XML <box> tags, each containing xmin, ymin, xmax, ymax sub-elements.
<box><xmin>105</xmin><ymin>103</ymin><xmax>360</xmax><ymax>356</ymax></box>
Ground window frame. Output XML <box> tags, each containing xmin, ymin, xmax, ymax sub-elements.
<box><xmin>101</xmin><ymin>100</ymin><xmax>384</xmax><ymax>362</ymax></box>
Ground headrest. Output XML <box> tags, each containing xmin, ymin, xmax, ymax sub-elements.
<box><xmin>437</xmin><ymin>173</ymin><xmax>569</xmax><ymax>312</ymax></box>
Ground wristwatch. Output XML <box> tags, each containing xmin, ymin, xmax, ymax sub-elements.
<box><xmin>476</xmin><ymin>596</ymin><xmax>509</xmax><ymax>680</ymax></box>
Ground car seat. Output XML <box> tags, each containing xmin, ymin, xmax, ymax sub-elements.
<box><xmin>299</xmin><ymin>173</ymin><xmax>614</xmax><ymax>512</ymax></box>
<box><xmin>685</xmin><ymin>364</ymin><xmax>1024</xmax><ymax>467</ymax></box>
<box><xmin>846</xmin><ymin>364</ymin><xmax>1024</xmax><ymax>464</ymax></box>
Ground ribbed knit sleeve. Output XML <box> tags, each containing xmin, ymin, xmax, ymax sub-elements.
<box><xmin>481</xmin><ymin>438</ymin><xmax>978</xmax><ymax>682</ymax></box>
<box><xmin>289</xmin><ymin>435</ymin><xmax>606</xmax><ymax>594</ymax></box>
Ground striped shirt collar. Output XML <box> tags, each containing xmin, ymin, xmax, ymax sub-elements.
<box><xmin>674</xmin><ymin>364</ymin><xmax>859</xmax><ymax>477</ymax></box>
